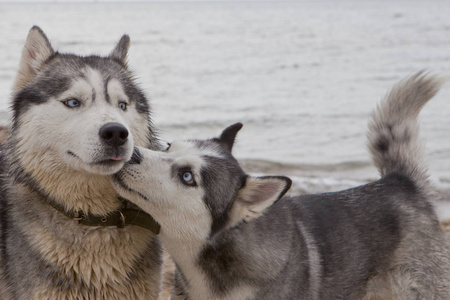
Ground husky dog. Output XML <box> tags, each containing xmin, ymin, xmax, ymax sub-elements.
<box><xmin>113</xmin><ymin>73</ymin><xmax>450</xmax><ymax>300</ymax></box>
<box><xmin>0</xmin><ymin>26</ymin><xmax>164</xmax><ymax>299</ymax></box>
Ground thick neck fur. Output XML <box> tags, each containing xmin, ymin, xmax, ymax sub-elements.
<box><xmin>159</xmin><ymin>202</ymin><xmax>296</xmax><ymax>300</ymax></box>
<box><xmin>159</xmin><ymin>230</ymin><xmax>224</xmax><ymax>300</ymax></box>
<box><xmin>152</xmin><ymin>205</ymin><xmax>226</xmax><ymax>300</ymax></box>
<box><xmin>9</xmin><ymin>135</ymin><xmax>123</xmax><ymax>215</ymax></box>
<box><xmin>5</xmin><ymin>182</ymin><xmax>161</xmax><ymax>299</ymax></box>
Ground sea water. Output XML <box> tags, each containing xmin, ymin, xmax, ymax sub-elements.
<box><xmin>1</xmin><ymin>0</ymin><xmax>450</xmax><ymax>194</ymax></box>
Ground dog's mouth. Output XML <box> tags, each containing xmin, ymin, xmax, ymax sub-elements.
<box><xmin>68</xmin><ymin>150</ymin><xmax>126</xmax><ymax>166</ymax></box>
<box><xmin>67</xmin><ymin>149</ymin><xmax>130</xmax><ymax>175</ymax></box>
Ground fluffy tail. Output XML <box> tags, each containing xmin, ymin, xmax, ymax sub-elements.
<box><xmin>367</xmin><ymin>72</ymin><xmax>443</xmax><ymax>187</ymax></box>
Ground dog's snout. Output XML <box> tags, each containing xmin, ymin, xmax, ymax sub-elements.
<box><xmin>99</xmin><ymin>122</ymin><xmax>129</xmax><ymax>147</ymax></box>
<box><xmin>129</xmin><ymin>148</ymin><xmax>142</xmax><ymax>165</ymax></box>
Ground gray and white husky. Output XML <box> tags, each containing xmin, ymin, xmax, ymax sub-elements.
<box><xmin>113</xmin><ymin>73</ymin><xmax>450</xmax><ymax>300</ymax></box>
<box><xmin>0</xmin><ymin>26</ymin><xmax>163</xmax><ymax>299</ymax></box>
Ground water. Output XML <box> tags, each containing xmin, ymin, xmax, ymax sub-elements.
<box><xmin>1</xmin><ymin>1</ymin><xmax>450</xmax><ymax>194</ymax></box>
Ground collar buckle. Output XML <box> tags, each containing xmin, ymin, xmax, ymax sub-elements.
<box><xmin>118</xmin><ymin>210</ymin><xmax>126</xmax><ymax>228</ymax></box>
<box><xmin>73</xmin><ymin>211</ymin><xmax>86</xmax><ymax>222</ymax></box>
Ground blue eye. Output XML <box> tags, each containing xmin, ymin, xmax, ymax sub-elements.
<box><xmin>181</xmin><ymin>171</ymin><xmax>196</xmax><ymax>186</ymax></box>
<box><xmin>119</xmin><ymin>102</ymin><xmax>127</xmax><ymax>111</ymax></box>
<box><xmin>63</xmin><ymin>99</ymin><xmax>80</xmax><ymax>108</ymax></box>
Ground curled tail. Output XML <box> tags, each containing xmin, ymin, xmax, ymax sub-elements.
<box><xmin>367</xmin><ymin>72</ymin><xmax>443</xmax><ymax>188</ymax></box>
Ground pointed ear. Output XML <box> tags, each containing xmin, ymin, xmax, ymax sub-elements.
<box><xmin>218</xmin><ymin>123</ymin><xmax>243</xmax><ymax>152</ymax></box>
<box><xmin>14</xmin><ymin>26</ymin><xmax>54</xmax><ymax>92</ymax></box>
<box><xmin>228</xmin><ymin>176</ymin><xmax>292</xmax><ymax>227</ymax></box>
<box><xmin>110</xmin><ymin>34</ymin><xmax>130</xmax><ymax>67</ymax></box>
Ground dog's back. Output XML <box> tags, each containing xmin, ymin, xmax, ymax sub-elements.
<box><xmin>284</xmin><ymin>173</ymin><xmax>436</xmax><ymax>299</ymax></box>
<box><xmin>248</xmin><ymin>73</ymin><xmax>450</xmax><ymax>299</ymax></box>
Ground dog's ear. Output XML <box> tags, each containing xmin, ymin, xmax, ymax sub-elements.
<box><xmin>110</xmin><ymin>34</ymin><xmax>130</xmax><ymax>67</ymax></box>
<box><xmin>14</xmin><ymin>26</ymin><xmax>54</xmax><ymax>92</ymax></box>
<box><xmin>228</xmin><ymin>176</ymin><xmax>291</xmax><ymax>227</ymax></box>
<box><xmin>218</xmin><ymin>123</ymin><xmax>243</xmax><ymax>152</ymax></box>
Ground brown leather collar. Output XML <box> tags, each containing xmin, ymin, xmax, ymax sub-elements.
<box><xmin>47</xmin><ymin>198</ymin><xmax>160</xmax><ymax>234</ymax></box>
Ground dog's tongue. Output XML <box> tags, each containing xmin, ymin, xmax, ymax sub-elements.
<box><xmin>111</xmin><ymin>157</ymin><xmax>123</xmax><ymax>161</ymax></box>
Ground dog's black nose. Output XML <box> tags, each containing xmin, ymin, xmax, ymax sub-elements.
<box><xmin>129</xmin><ymin>148</ymin><xmax>142</xmax><ymax>165</ymax></box>
<box><xmin>99</xmin><ymin>122</ymin><xmax>129</xmax><ymax>147</ymax></box>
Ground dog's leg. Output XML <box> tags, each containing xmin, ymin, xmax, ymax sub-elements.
<box><xmin>364</xmin><ymin>266</ymin><xmax>449</xmax><ymax>300</ymax></box>
<box><xmin>388</xmin><ymin>269</ymin><xmax>434</xmax><ymax>300</ymax></box>
<box><xmin>387</xmin><ymin>263</ymin><xmax>450</xmax><ymax>300</ymax></box>
<box><xmin>362</xmin><ymin>275</ymin><xmax>394</xmax><ymax>300</ymax></box>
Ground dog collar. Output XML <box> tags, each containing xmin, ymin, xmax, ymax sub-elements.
<box><xmin>47</xmin><ymin>198</ymin><xmax>161</xmax><ymax>234</ymax></box>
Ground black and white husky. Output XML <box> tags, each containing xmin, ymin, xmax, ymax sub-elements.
<box><xmin>0</xmin><ymin>27</ymin><xmax>163</xmax><ymax>299</ymax></box>
<box><xmin>113</xmin><ymin>74</ymin><xmax>450</xmax><ymax>300</ymax></box>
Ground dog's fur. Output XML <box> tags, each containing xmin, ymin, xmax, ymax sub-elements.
<box><xmin>0</xmin><ymin>26</ymin><xmax>163</xmax><ymax>299</ymax></box>
<box><xmin>0</xmin><ymin>126</ymin><xmax>9</xmax><ymax>146</ymax></box>
<box><xmin>113</xmin><ymin>73</ymin><xmax>450</xmax><ymax>300</ymax></box>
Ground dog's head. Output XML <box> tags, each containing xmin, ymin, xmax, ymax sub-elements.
<box><xmin>11</xmin><ymin>26</ymin><xmax>155</xmax><ymax>176</ymax></box>
<box><xmin>113</xmin><ymin>123</ymin><xmax>291</xmax><ymax>240</ymax></box>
